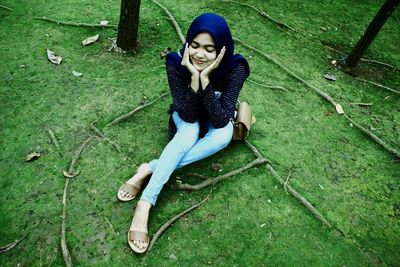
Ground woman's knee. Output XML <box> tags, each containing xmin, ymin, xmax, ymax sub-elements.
<box><xmin>208</xmin><ymin>122</ymin><xmax>234</xmax><ymax>150</ymax></box>
<box><xmin>174</xmin><ymin>123</ymin><xmax>200</xmax><ymax>151</ymax></box>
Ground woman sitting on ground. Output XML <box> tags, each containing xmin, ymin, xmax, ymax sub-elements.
<box><xmin>117</xmin><ymin>13</ymin><xmax>250</xmax><ymax>253</ymax></box>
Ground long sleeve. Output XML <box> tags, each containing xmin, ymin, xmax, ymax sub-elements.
<box><xmin>166</xmin><ymin>64</ymin><xmax>201</xmax><ymax>123</ymax></box>
<box><xmin>197</xmin><ymin>63</ymin><xmax>248</xmax><ymax>128</ymax></box>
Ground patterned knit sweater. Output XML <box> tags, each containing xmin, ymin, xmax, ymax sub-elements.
<box><xmin>166</xmin><ymin>62</ymin><xmax>249</xmax><ymax>139</ymax></box>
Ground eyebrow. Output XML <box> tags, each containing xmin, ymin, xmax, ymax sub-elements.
<box><xmin>192</xmin><ymin>41</ymin><xmax>215</xmax><ymax>49</ymax></box>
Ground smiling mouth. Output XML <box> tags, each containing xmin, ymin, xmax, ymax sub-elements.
<box><xmin>193</xmin><ymin>59</ymin><xmax>205</xmax><ymax>65</ymax></box>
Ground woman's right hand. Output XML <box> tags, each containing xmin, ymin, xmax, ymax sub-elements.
<box><xmin>181</xmin><ymin>43</ymin><xmax>199</xmax><ymax>76</ymax></box>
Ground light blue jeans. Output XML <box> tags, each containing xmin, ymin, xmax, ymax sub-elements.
<box><xmin>140</xmin><ymin>111</ymin><xmax>234</xmax><ymax>205</ymax></box>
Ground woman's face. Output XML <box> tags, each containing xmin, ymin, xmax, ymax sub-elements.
<box><xmin>189</xmin><ymin>32</ymin><xmax>217</xmax><ymax>72</ymax></box>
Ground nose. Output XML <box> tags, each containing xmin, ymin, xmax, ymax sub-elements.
<box><xmin>195</xmin><ymin>49</ymin><xmax>205</xmax><ymax>59</ymax></box>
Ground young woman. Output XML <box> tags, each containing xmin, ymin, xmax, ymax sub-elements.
<box><xmin>117</xmin><ymin>13</ymin><xmax>250</xmax><ymax>253</ymax></box>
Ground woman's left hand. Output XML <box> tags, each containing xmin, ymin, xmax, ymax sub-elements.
<box><xmin>200</xmin><ymin>46</ymin><xmax>226</xmax><ymax>89</ymax></box>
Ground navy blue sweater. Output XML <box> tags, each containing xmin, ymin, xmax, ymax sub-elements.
<box><xmin>166</xmin><ymin>62</ymin><xmax>249</xmax><ymax>139</ymax></box>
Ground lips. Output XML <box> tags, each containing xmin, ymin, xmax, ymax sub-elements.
<box><xmin>193</xmin><ymin>58</ymin><xmax>205</xmax><ymax>65</ymax></box>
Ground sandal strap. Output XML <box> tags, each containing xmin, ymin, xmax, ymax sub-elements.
<box><xmin>129</xmin><ymin>231</ymin><xmax>148</xmax><ymax>242</ymax></box>
<box><xmin>120</xmin><ymin>183</ymin><xmax>141</xmax><ymax>196</ymax></box>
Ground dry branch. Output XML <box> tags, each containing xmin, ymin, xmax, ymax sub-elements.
<box><xmin>63</xmin><ymin>136</ymin><xmax>93</xmax><ymax>178</ymax></box>
<box><xmin>355</xmin><ymin>77</ymin><xmax>400</xmax><ymax>95</ymax></box>
<box><xmin>148</xmin><ymin>191</ymin><xmax>212</xmax><ymax>251</ymax></box>
<box><xmin>0</xmin><ymin>4</ymin><xmax>13</xmax><ymax>11</ymax></box>
<box><xmin>47</xmin><ymin>129</ymin><xmax>62</xmax><ymax>156</ymax></box>
<box><xmin>90</xmin><ymin>122</ymin><xmax>122</xmax><ymax>153</ymax></box>
<box><xmin>35</xmin><ymin>16</ymin><xmax>117</xmax><ymax>28</ymax></box>
<box><xmin>222</xmin><ymin>0</ymin><xmax>295</xmax><ymax>31</ymax></box>
<box><xmin>248</xmin><ymin>78</ymin><xmax>290</xmax><ymax>91</ymax></box>
<box><xmin>106</xmin><ymin>92</ymin><xmax>168</xmax><ymax>126</ymax></box>
<box><xmin>0</xmin><ymin>234</ymin><xmax>27</xmax><ymax>254</ymax></box>
<box><xmin>173</xmin><ymin>157</ymin><xmax>269</xmax><ymax>191</ymax></box>
<box><xmin>236</xmin><ymin>38</ymin><xmax>400</xmax><ymax>159</ymax></box>
<box><xmin>244</xmin><ymin>140</ymin><xmax>334</xmax><ymax>229</ymax></box>
<box><xmin>150</xmin><ymin>0</ymin><xmax>186</xmax><ymax>44</ymax></box>
<box><xmin>61</xmin><ymin>178</ymin><xmax>73</xmax><ymax>267</ymax></box>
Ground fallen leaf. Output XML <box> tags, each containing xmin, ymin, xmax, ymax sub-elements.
<box><xmin>160</xmin><ymin>47</ymin><xmax>171</xmax><ymax>58</ymax></box>
<box><xmin>318</xmin><ymin>184</ymin><xmax>324</xmax><ymax>190</ymax></box>
<box><xmin>335</xmin><ymin>103</ymin><xmax>344</xmax><ymax>114</ymax></box>
<box><xmin>47</xmin><ymin>49</ymin><xmax>62</xmax><ymax>65</ymax></box>
<box><xmin>251</xmin><ymin>115</ymin><xmax>256</xmax><ymax>124</ymax></box>
<box><xmin>260</xmin><ymin>223</ymin><xmax>266</xmax><ymax>228</ymax></box>
<box><xmin>72</xmin><ymin>70</ymin><xmax>83</xmax><ymax>77</ymax></box>
<box><xmin>99</xmin><ymin>20</ymin><xmax>109</xmax><ymax>26</ymax></box>
<box><xmin>63</xmin><ymin>170</ymin><xmax>81</xmax><ymax>178</ymax></box>
<box><xmin>323</xmin><ymin>74</ymin><xmax>336</xmax><ymax>81</ymax></box>
<box><xmin>211</xmin><ymin>163</ymin><xmax>223</xmax><ymax>172</ymax></box>
<box><xmin>82</xmin><ymin>34</ymin><xmax>99</xmax><ymax>46</ymax></box>
<box><xmin>169</xmin><ymin>253</ymin><xmax>177</xmax><ymax>260</ymax></box>
<box><xmin>26</xmin><ymin>151</ymin><xmax>41</xmax><ymax>161</ymax></box>
<box><xmin>267</xmin><ymin>199</ymin><xmax>272</xmax><ymax>204</ymax></box>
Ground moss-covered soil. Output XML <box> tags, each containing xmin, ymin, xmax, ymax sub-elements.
<box><xmin>0</xmin><ymin>0</ymin><xmax>399</xmax><ymax>266</ymax></box>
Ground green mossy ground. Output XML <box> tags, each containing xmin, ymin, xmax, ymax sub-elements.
<box><xmin>0</xmin><ymin>0</ymin><xmax>399</xmax><ymax>266</ymax></box>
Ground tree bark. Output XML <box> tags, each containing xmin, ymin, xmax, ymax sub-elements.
<box><xmin>345</xmin><ymin>0</ymin><xmax>399</xmax><ymax>69</ymax></box>
<box><xmin>117</xmin><ymin>0</ymin><xmax>141</xmax><ymax>51</ymax></box>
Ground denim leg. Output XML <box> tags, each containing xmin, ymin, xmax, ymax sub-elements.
<box><xmin>140</xmin><ymin>112</ymin><xmax>199</xmax><ymax>205</ymax></box>
<box><xmin>148</xmin><ymin>121</ymin><xmax>233</xmax><ymax>171</ymax></box>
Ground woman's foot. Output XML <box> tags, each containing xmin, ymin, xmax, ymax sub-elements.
<box><xmin>128</xmin><ymin>200</ymin><xmax>151</xmax><ymax>253</ymax></box>
<box><xmin>117</xmin><ymin>163</ymin><xmax>152</xmax><ymax>201</ymax></box>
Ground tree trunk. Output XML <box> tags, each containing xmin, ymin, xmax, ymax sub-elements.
<box><xmin>117</xmin><ymin>0</ymin><xmax>141</xmax><ymax>51</ymax></box>
<box><xmin>345</xmin><ymin>0</ymin><xmax>399</xmax><ymax>69</ymax></box>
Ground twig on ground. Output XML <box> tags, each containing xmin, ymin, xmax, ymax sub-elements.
<box><xmin>354</xmin><ymin>77</ymin><xmax>400</xmax><ymax>95</ymax></box>
<box><xmin>349</xmin><ymin>102</ymin><xmax>373</xmax><ymax>107</ymax></box>
<box><xmin>248</xmin><ymin>78</ymin><xmax>290</xmax><ymax>91</ymax></box>
<box><xmin>47</xmin><ymin>129</ymin><xmax>63</xmax><ymax>156</ymax></box>
<box><xmin>0</xmin><ymin>234</ymin><xmax>28</xmax><ymax>254</ymax></box>
<box><xmin>148</xmin><ymin>190</ymin><xmax>212</xmax><ymax>251</ymax></box>
<box><xmin>90</xmin><ymin>122</ymin><xmax>137</xmax><ymax>167</ymax></box>
<box><xmin>284</xmin><ymin>168</ymin><xmax>292</xmax><ymax>193</ymax></box>
<box><xmin>106</xmin><ymin>92</ymin><xmax>168</xmax><ymax>127</ymax></box>
<box><xmin>222</xmin><ymin>0</ymin><xmax>295</xmax><ymax>31</ymax></box>
<box><xmin>61</xmin><ymin>178</ymin><xmax>73</xmax><ymax>267</ymax></box>
<box><xmin>236</xmin><ymin>38</ymin><xmax>400</xmax><ymax>159</ymax></box>
<box><xmin>173</xmin><ymin>157</ymin><xmax>269</xmax><ymax>191</ymax></box>
<box><xmin>244</xmin><ymin>140</ymin><xmax>335</xmax><ymax>229</ymax></box>
<box><xmin>63</xmin><ymin>136</ymin><xmax>93</xmax><ymax>178</ymax></box>
<box><xmin>90</xmin><ymin>122</ymin><xmax>122</xmax><ymax>153</ymax></box>
<box><xmin>324</xmin><ymin>45</ymin><xmax>399</xmax><ymax>70</ymax></box>
<box><xmin>0</xmin><ymin>4</ymin><xmax>13</xmax><ymax>11</ymax></box>
<box><xmin>150</xmin><ymin>0</ymin><xmax>186</xmax><ymax>44</ymax></box>
<box><xmin>34</xmin><ymin>16</ymin><xmax>117</xmax><ymax>28</ymax></box>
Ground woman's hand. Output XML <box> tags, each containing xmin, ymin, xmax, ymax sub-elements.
<box><xmin>200</xmin><ymin>46</ymin><xmax>226</xmax><ymax>89</ymax></box>
<box><xmin>181</xmin><ymin>43</ymin><xmax>199</xmax><ymax>76</ymax></box>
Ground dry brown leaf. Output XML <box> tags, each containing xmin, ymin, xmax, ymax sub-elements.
<box><xmin>82</xmin><ymin>34</ymin><xmax>99</xmax><ymax>46</ymax></box>
<box><xmin>62</xmin><ymin>170</ymin><xmax>80</xmax><ymax>178</ymax></box>
<box><xmin>47</xmin><ymin>49</ymin><xmax>62</xmax><ymax>65</ymax></box>
<box><xmin>335</xmin><ymin>103</ymin><xmax>344</xmax><ymax>114</ymax></box>
<box><xmin>211</xmin><ymin>163</ymin><xmax>223</xmax><ymax>172</ymax></box>
<box><xmin>72</xmin><ymin>70</ymin><xmax>83</xmax><ymax>77</ymax></box>
<box><xmin>251</xmin><ymin>115</ymin><xmax>256</xmax><ymax>124</ymax></box>
<box><xmin>26</xmin><ymin>151</ymin><xmax>41</xmax><ymax>161</ymax></box>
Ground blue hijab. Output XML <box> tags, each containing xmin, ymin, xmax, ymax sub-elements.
<box><xmin>166</xmin><ymin>13</ymin><xmax>249</xmax><ymax>82</ymax></box>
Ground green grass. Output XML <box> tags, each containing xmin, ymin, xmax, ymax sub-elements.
<box><xmin>0</xmin><ymin>0</ymin><xmax>399</xmax><ymax>266</ymax></box>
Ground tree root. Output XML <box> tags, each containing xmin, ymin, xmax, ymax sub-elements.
<box><xmin>61</xmin><ymin>178</ymin><xmax>73</xmax><ymax>267</ymax></box>
<box><xmin>222</xmin><ymin>0</ymin><xmax>295</xmax><ymax>31</ymax></box>
<box><xmin>63</xmin><ymin>136</ymin><xmax>93</xmax><ymax>178</ymax></box>
<box><xmin>248</xmin><ymin>78</ymin><xmax>291</xmax><ymax>91</ymax></box>
<box><xmin>90</xmin><ymin>122</ymin><xmax>122</xmax><ymax>153</ymax></box>
<box><xmin>0</xmin><ymin>4</ymin><xmax>13</xmax><ymax>11</ymax></box>
<box><xmin>34</xmin><ymin>16</ymin><xmax>117</xmax><ymax>29</ymax></box>
<box><xmin>106</xmin><ymin>92</ymin><xmax>168</xmax><ymax>127</ymax></box>
<box><xmin>172</xmin><ymin>157</ymin><xmax>269</xmax><ymax>191</ymax></box>
<box><xmin>354</xmin><ymin>77</ymin><xmax>400</xmax><ymax>95</ymax></box>
<box><xmin>236</xmin><ymin>38</ymin><xmax>400</xmax><ymax>159</ymax></box>
<box><xmin>150</xmin><ymin>0</ymin><xmax>186</xmax><ymax>44</ymax></box>
<box><xmin>148</xmin><ymin>190</ymin><xmax>212</xmax><ymax>252</ymax></box>
<box><xmin>244</xmin><ymin>140</ymin><xmax>335</xmax><ymax>229</ymax></box>
<box><xmin>324</xmin><ymin>45</ymin><xmax>399</xmax><ymax>70</ymax></box>
<box><xmin>47</xmin><ymin>129</ymin><xmax>63</xmax><ymax>156</ymax></box>
<box><xmin>0</xmin><ymin>234</ymin><xmax>28</xmax><ymax>254</ymax></box>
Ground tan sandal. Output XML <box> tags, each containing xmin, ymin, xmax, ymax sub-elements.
<box><xmin>117</xmin><ymin>183</ymin><xmax>141</xmax><ymax>201</ymax></box>
<box><xmin>128</xmin><ymin>230</ymin><xmax>149</xmax><ymax>254</ymax></box>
